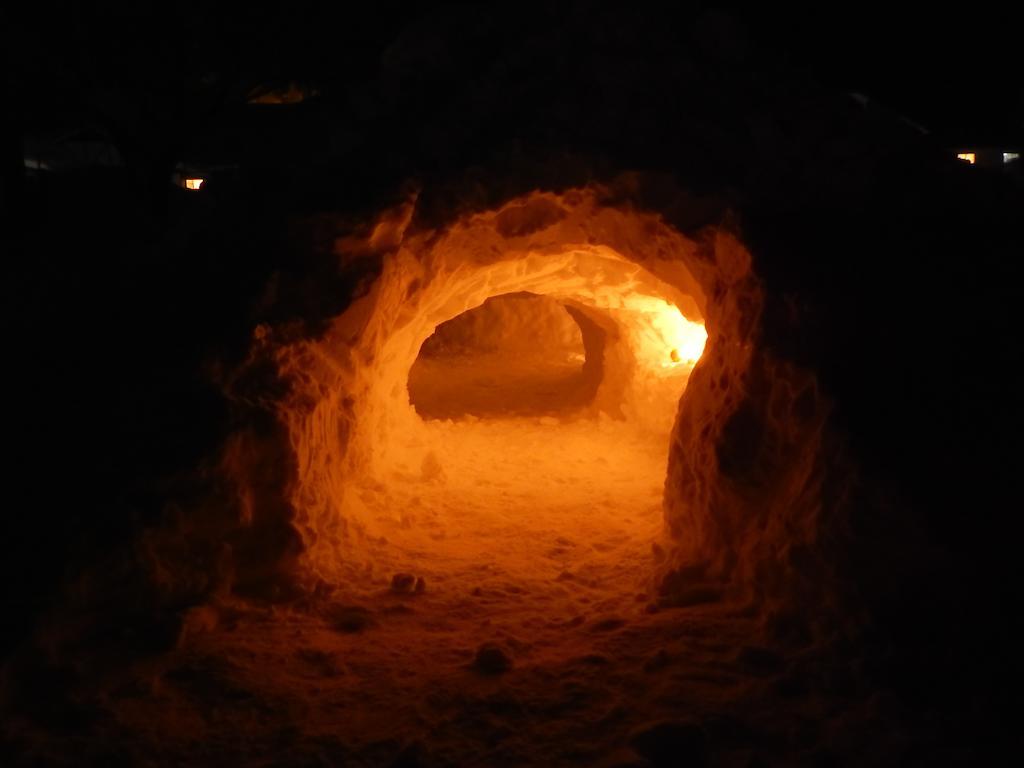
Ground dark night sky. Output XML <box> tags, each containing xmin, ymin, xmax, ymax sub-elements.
<box><xmin>9</xmin><ymin>4</ymin><xmax>1022</xmax><ymax>145</ymax></box>
<box><xmin>745</xmin><ymin>8</ymin><xmax>1022</xmax><ymax>144</ymax></box>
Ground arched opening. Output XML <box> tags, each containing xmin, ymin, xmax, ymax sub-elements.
<box><xmin>408</xmin><ymin>292</ymin><xmax>600</xmax><ymax>420</ymax></box>
<box><xmin>250</xmin><ymin>189</ymin><xmax>776</xmax><ymax>631</ymax></box>
<box><xmin>275</xmin><ymin>193</ymin><xmax>719</xmax><ymax>621</ymax></box>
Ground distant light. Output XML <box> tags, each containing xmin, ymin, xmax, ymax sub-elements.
<box><xmin>247</xmin><ymin>81</ymin><xmax>317</xmax><ymax>105</ymax></box>
<box><xmin>956</xmin><ymin>153</ymin><xmax>976</xmax><ymax>164</ymax></box>
<box><xmin>184</xmin><ymin>178</ymin><xmax>205</xmax><ymax>190</ymax></box>
<box><xmin>635</xmin><ymin>298</ymin><xmax>707</xmax><ymax>370</ymax></box>
<box><xmin>1005</xmin><ymin>152</ymin><xmax>1020</xmax><ymax>164</ymax></box>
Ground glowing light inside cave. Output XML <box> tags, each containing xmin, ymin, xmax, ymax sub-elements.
<box><xmin>639</xmin><ymin>298</ymin><xmax>708</xmax><ymax>369</ymax></box>
<box><xmin>184</xmin><ymin>178</ymin><xmax>205</xmax><ymax>190</ymax></box>
<box><xmin>956</xmin><ymin>152</ymin><xmax>976</xmax><ymax>164</ymax></box>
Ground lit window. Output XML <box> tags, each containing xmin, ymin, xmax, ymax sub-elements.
<box><xmin>1004</xmin><ymin>152</ymin><xmax>1020</xmax><ymax>164</ymax></box>
<box><xmin>956</xmin><ymin>153</ymin><xmax>976</xmax><ymax>164</ymax></box>
<box><xmin>184</xmin><ymin>178</ymin><xmax>205</xmax><ymax>190</ymax></box>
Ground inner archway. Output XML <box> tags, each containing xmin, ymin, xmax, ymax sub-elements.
<box><xmin>408</xmin><ymin>292</ymin><xmax>599</xmax><ymax>420</ymax></box>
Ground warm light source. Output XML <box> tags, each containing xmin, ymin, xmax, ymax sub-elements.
<box><xmin>956</xmin><ymin>152</ymin><xmax>976</xmax><ymax>164</ymax></box>
<box><xmin>654</xmin><ymin>303</ymin><xmax>708</xmax><ymax>368</ymax></box>
<box><xmin>184</xmin><ymin>178</ymin><xmax>205</xmax><ymax>190</ymax></box>
<box><xmin>624</xmin><ymin>296</ymin><xmax>707</xmax><ymax>372</ymax></box>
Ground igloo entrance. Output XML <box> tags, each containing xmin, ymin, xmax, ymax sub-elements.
<box><xmin>272</xmin><ymin>191</ymin><xmax>735</xmax><ymax>616</ymax></box>
<box><xmin>291</xmin><ymin>232</ymin><xmax>706</xmax><ymax>618</ymax></box>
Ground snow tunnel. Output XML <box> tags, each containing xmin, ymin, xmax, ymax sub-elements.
<box><xmin>254</xmin><ymin>188</ymin><xmax>770</xmax><ymax>610</ymax></box>
<box><xmin>228</xmin><ymin>183</ymin><xmax>790</xmax><ymax>622</ymax></box>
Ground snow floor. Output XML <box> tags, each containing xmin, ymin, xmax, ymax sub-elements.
<box><xmin>10</xmin><ymin>418</ymin><xmax>934</xmax><ymax>766</ymax></box>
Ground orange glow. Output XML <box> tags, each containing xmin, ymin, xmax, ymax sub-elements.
<box><xmin>184</xmin><ymin>178</ymin><xmax>205</xmax><ymax>190</ymax></box>
<box><xmin>956</xmin><ymin>152</ymin><xmax>976</xmax><ymax>164</ymax></box>
<box><xmin>261</xmin><ymin>190</ymin><xmax>721</xmax><ymax>598</ymax></box>
<box><xmin>630</xmin><ymin>296</ymin><xmax>708</xmax><ymax>370</ymax></box>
